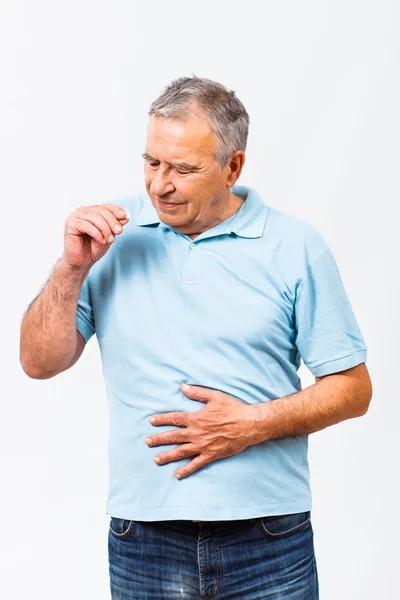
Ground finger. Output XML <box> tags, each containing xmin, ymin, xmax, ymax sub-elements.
<box><xmin>96</xmin><ymin>206</ymin><xmax>127</xmax><ymax>236</ymax></box>
<box><xmin>153</xmin><ymin>444</ymin><xmax>198</xmax><ymax>465</ymax></box>
<box><xmin>180</xmin><ymin>384</ymin><xmax>218</xmax><ymax>403</ymax></box>
<box><xmin>74</xmin><ymin>218</ymin><xmax>108</xmax><ymax>245</ymax></box>
<box><xmin>145</xmin><ymin>429</ymin><xmax>190</xmax><ymax>447</ymax></box>
<box><xmin>175</xmin><ymin>455</ymin><xmax>209</xmax><ymax>479</ymax></box>
<box><xmin>76</xmin><ymin>208</ymin><xmax>115</xmax><ymax>243</ymax></box>
<box><xmin>102</xmin><ymin>204</ymin><xmax>131</xmax><ymax>223</ymax></box>
<box><xmin>149</xmin><ymin>412</ymin><xmax>189</xmax><ymax>427</ymax></box>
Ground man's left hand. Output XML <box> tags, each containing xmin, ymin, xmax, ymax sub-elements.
<box><xmin>145</xmin><ymin>384</ymin><xmax>261</xmax><ymax>480</ymax></box>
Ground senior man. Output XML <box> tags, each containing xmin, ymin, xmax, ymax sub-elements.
<box><xmin>20</xmin><ymin>75</ymin><xmax>372</xmax><ymax>599</ymax></box>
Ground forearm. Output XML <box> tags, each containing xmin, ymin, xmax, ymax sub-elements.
<box><xmin>20</xmin><ymin>256</ymin><xmax>91</xmax><ymax>378</ymax></box>
<box><xmin>252</xmin><ymin>365</ymin><xmax>372</xmax><ymax>443</ymax></box>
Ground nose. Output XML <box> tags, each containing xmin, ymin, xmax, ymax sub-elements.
<box><xmin>149</xmin><ymin>166</ymin><xmax>175</xmax><ymax>197</ymax></box>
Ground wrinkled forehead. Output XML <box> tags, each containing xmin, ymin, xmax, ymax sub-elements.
<box><xmin>146</xmin><ymin>114</ymin><xmax>218</xmax><ymax>162</ymax></box>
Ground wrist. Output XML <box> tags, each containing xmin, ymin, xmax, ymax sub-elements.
<box><xmin>247</xmin><ymin>403</ymin><xmax>270</xmax><ymax>446</ymax></box>
<box><xmin>58</xmin><ymin>255</ymin><xmax>92</xmax><ymax>277</ymax></box>
<box><xmin>50</xmin><ymin>256</ymin><xmax>92</xmax><ymax>301</ymax></box>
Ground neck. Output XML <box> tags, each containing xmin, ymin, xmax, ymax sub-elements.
<box><xmin>188</xmin><ymin>192</ymin><xmax>244</xmax><ymax>239</ymax></box>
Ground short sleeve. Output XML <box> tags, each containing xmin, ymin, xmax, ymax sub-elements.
<box><xmin>294</xmin><ymin>246</ymin><xmax>367</xmax><ymax>376</ymax></box>
<box><xmin>76</xmin><ymin>274</ymin><xmax>96</xmax><ymax>343</ymax></box>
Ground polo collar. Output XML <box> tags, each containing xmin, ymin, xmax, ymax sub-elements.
<box><xmin>137</xmin><ymin>184</ymin><xmax>268</xmax><ymax>239</ymax></box>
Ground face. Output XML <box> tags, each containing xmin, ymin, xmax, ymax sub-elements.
<box><xmin>143</xmin><ymin>113</ymin><xmax>243</xmax><ymax>237</ymax></box>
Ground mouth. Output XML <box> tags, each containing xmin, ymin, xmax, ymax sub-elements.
<box><xmin>156</xmin><ymin>198</ymin><xmax>186</xmax><ymax>209</ymax></box>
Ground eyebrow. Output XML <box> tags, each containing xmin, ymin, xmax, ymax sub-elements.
<box><xmin>142</xmin><ymin>152</ymin><xmax>200</xmax><ymax>171</ymax></box>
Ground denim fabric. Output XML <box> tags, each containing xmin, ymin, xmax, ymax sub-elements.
<box><xmin>108</xmin><ymin>510</ymin><xmax>319</xmax><ymax>599</ymax></box>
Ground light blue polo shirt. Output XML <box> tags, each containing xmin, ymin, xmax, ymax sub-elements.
<box><xmin>76</xmin><ymin>184</ymin><xmax>367</xmax><ymax>521</ymax></box>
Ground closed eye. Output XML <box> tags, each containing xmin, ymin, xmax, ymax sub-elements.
<box><xmin>148</xmin><ymin>162</ymin><xmax>191</xmax><ymax>174</ymax></box>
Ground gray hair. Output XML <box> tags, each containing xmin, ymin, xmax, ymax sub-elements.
<box><xmin>148</xmin><ymin>75</ymin><xmax>249</xmax><ymax>169</ymax></box>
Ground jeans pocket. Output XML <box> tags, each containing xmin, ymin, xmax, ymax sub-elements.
<box><xmin>109</xmin><ymin>516</ymin><xmax>136</xmax><ymax>540</ymax></box>
<box><xmin>259</xmin><ymin>511</ymin><xmax>311</xmax><ymax>539</ymax></box>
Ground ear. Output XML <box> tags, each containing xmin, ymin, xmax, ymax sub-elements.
<box><xmin>226</xmin><ymin>151</ymin><xmax>245</xmax><ymax>187</ymax></box>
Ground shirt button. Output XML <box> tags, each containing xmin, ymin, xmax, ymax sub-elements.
<box><xmin>190</xmin><ymin>243</ymin><xmax>196</xmax><ymax>249</ymax></box>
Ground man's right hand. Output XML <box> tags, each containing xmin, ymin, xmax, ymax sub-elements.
<box><xmin>63</xmin><ymin>204</ymin><xmax>130</xmax><ymax>268</ymax></box>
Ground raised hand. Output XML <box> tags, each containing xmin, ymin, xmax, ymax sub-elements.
<box><xmin>63</xmin><ymin>204</ymin><xmax>130</xmax><ymax>267</ymax></box>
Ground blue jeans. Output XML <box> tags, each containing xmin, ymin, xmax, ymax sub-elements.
<box><xmin>108</xmin><ymin>510</ymin><xmax>319</xmax><ymax>599</ymax></box>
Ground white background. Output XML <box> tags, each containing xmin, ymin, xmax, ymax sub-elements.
<box><xmin>1</xmin><ymin>1</ymin><xmax>398</xmax><ymax>598</ymax></box>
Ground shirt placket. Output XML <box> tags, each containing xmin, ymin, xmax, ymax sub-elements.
<box><xmin>181</xmin><ymin>240</ymin><xmax>201</xmax><ymax>285</ymax></box>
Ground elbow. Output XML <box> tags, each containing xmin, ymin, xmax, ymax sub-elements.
<box><xmin>20</xmin><ymin>362</ymin><xmax>56</xmax><ymax>380</ymax></box>
<box><xmin>355</xmin><ymin>377</ymin><xmax>373</xmax><ymax>417</ymax></box>
<box><xmin>342</xmin><ymin>363</ymin><xmax>373</xmax><ymax>417</ymax></box>
<box><xmin>19</xmin><ymin>354</ymin><xmax>57</xmax><ymax>380</ymax></box>
<box><xmin>20</xmin><ymin>338</ymin><xmax>57</xmax><ymax>379</ymax></box>
<box><xmin>359</xmin><ymin>392</ymin><xmax>373</xmax><ymax>416</ymax></box>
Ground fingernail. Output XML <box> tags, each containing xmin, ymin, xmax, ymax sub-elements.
<box><xmin>181</xmin><ymin>384</ymin><xmax>190</xmax><ymax>390</ymax></box>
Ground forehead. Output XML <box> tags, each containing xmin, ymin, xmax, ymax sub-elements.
<box><xmin>146</xmin><ymin>114</ymin><xmax>217</xmax><ymax>161</ymax></box>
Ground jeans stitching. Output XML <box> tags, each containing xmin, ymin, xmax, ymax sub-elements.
<box><xmin>257</xmin><ymin>514</ymin><xmax>312</xmax><ymax>539</ymax></box>
<box><xmin>215</xmin><ymin>530</ymin><xmax>222</xmax><ymax>597</ymax></box>
<box><xmin>109</xmin><ymin>517</ymin><xmax>135</xmax><ymax>540</ymax></box>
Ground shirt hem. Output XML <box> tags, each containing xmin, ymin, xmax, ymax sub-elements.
<box><xmin>309</xmin><ymin>349</ymin><xmax>367</xmax><ymax>377</ymax></box>
<box><xmin>76</xmin><ymin>318</ymin><xmax>94</xmax><ymax>344</ymax></box>
<box><xmin>106</xmin><ymin>498</ymin><xmax>312</xmax><ymax>521</ymax></box>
